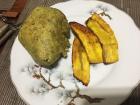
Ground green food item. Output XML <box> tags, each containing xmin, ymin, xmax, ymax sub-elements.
<box><xmin>18</xmin><ymin>6</ymin><xmax>70</xmax><ymax>67</ymax></box>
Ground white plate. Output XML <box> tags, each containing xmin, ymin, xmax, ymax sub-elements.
<box><xmin>10</xmin><ymin>0</ymin><xmax>140</xmax><ymax>105</ymax></box>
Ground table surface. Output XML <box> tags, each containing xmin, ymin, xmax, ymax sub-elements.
<box><xmin>0</xmin><ymin>0</ymin><xmax>140</xmax><ymax>105</ymax></box>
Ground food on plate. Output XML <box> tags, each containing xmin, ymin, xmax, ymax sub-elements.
<box><xmin>91</xmin><ymin>13</ymin><xmax>114</xmax><ymax>35</ymax></box>
<box><xmin>70</xmin><ymin>12</ymin><xmax>119</xmax><ymax>85</ymax></box>
<box><xmin>70</xmin><ymin>22</ymin><xmax>103</xmax><ymax>63</ymax></box>
<box><xmin>86</xmin><ymin>13</ymin><xmax>119</xmax><ymax>63</ymax></box>
<box><xmin>18</xmin><ymin>6</ymin><xmax>70</xmax><ymax>67</ymax></box>
<box><xmin>72</xmin><ymin>38</ymin><xmax>90</xmax><ymax>86</ymax></box>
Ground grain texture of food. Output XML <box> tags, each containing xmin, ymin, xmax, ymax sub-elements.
<box><xmin>19</xmin><ymin>6</ymin><xmax>70</xmax><ymax>67</ymax></box>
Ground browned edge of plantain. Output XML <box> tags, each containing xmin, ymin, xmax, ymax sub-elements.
<box><xmin>69</xmin><ymin>22</ymin><xmax>103</xmax><ymax>64</ymax></box>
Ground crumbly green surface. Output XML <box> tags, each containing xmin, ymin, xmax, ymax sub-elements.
<box><xmin>18</xmin><ymin>6</ymin><xmax>70</xmax><ymax>67</ymax></box>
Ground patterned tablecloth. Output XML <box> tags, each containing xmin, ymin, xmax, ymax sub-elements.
<box><xmin>0</xmin><ymin>0</ymin><xmax>139</xmax><ymax>105</ymax></box>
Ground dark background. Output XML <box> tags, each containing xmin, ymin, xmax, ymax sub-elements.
<box><xmin>0</xmin><ymin>0</ymin><xmax>140</xmax><ymax>105</ymax></box>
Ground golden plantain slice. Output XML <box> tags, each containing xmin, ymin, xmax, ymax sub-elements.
<box><xmin>86</xmin><ymin>19</ymin><xmax>115</xmax><ymax>44</ymax></box>
<box><xmin>72</xmin><ymin>38</ymin><xmax>90</xmax><ymax>86</ymax></box>
<box><xmin>86</xmin><ymin>13</ymin><xmax>119</xmax><ymax>63</ymax></box>
<box><xmin>91</xmin><ymin>13</ymin><xmax>114</xmax><ymax>34</ymax></box>
<box><xmin>91</xmin><ymin>13</ymin><xmax>117</xmax><ymax>43</ymax></box>
<box><xmin>102</xmin><ymin>44</ymin><xmax>118</xmax><ymax>63</ymax></box>
<box><xmin>70</xmin><ymin>22</ymin><xmax>103</xmax><ymax>63</ymax></box>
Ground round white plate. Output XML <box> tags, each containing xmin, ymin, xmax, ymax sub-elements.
<box><xmin>10</xmin><ymin>0</ymin><xmax>140</xmax><ymax>105</ymax></box>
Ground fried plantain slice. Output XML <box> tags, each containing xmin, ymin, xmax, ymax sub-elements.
<box><xmin>70</xmin><ymin>22</ymin><xmax>103</xmax><ymax>63</ymax></box>
<box><xmin>91</xmin><ymin>13</ymin><xmax>114</xmax><ymax>34</ymax></box>
<box><xmin>86</xmin><ymin>13</ymin><xmax>119</xmax><ymax>63</ymax></box>
<box><xmin>86</xmin><ymin>19</ymin><xmax>115</xmax><ymax>44</ymax></box>
<box><xmin>102</xmin><ymin>44</ymin><xmax>118</xmax><ymax>63</ymax></box>
<box><xmin>72</xmin><ymin>38</ymin><xmax>90</xmax><ymax>86</ymax></box>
